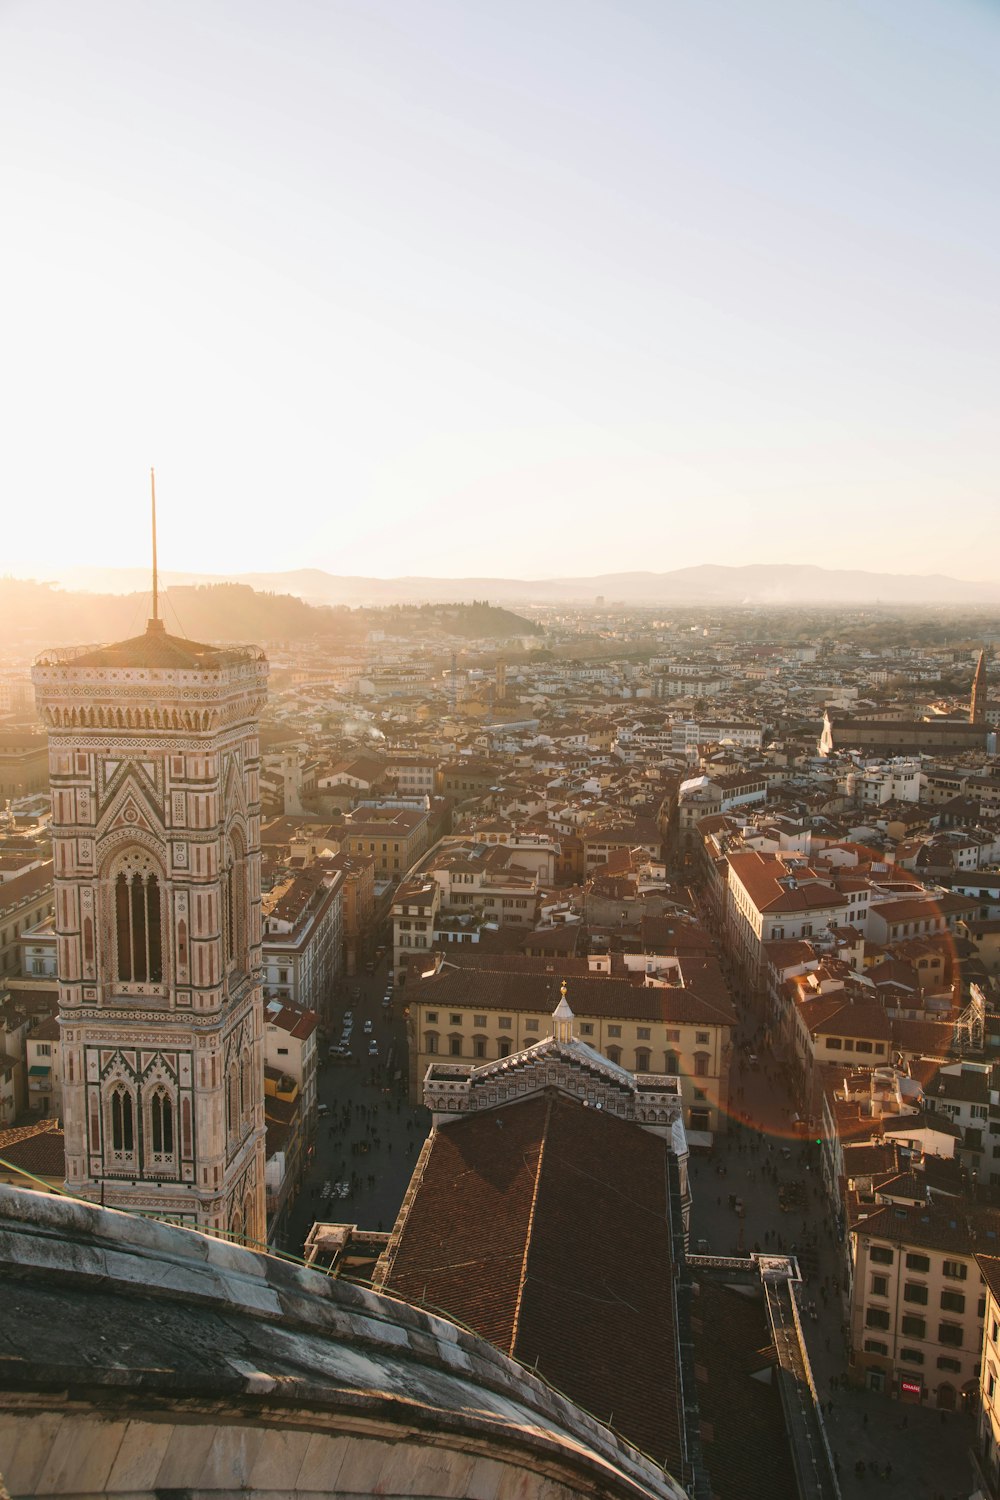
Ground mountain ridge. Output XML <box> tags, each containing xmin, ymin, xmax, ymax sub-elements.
<box><xmin>49</xmin><ymin>562</ymin><xmax>1000</xmax><ymax>608</ymax></box>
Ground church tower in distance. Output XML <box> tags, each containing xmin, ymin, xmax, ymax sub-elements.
<box><xmin>971</xmin><ymin>649</ymin><xmax>988</xmax><ymax>725</ymax></box>
<box><xmin>32</xmin><ymin>614</ymin><xmax>269</xmax><ymax>1243</ymax></box>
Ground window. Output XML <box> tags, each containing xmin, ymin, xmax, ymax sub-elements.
<box><xmin>525</xmin><ymin>1019</ymin><xmax>539</xmax><ymax>1032</ymax></box>
<box><xmin>904</xmin><ymin>1283</ymin><xmax>928</xmax><ymax>1305</ymax></box>
<box><xmin>498</xmin><ymin>1040</ymin><xmax>511</xmax><ymax>1059</ymax></box>
<box><xmin>696</xmin><ymin>1032</ymin><xmax>709</xmax><ymax>1045</ymax></box>
<box><xmin>425</xmin><ymin>1032</ymin><xmax>439</xmax><ymax>1054</ymax></box>
<box><xmin>607</xmin><ymin>1046</ymin><xmax>622</xmax><ymax>1065</ymax></box>
<box><xmin>666</xmin><ymin>1029</ymin><xmax>680</xmax><ymax>1042</ymax></box>
<box><xmin>450</xmin><ymin>1014</ymin><xmax>463</xmax><ymax>1026</ymax></box>
<box><xmin>426</xmin><ymin>1012</ymin><xmax>438</xmax><ymax>1024</ymax></box>
<box><xmin>149</xmin><ymin>1089</ymin><xmax>174</xmax><ymax>1156</ymax></box>
<box><xmin>666</xmin><ymin>1051</ymin><xmax>680</xmax><ymax>1072</ymax></box>
<box><xmin>580</xmin><ymin>1023</ymin><xmax>594</xmax><ymax>1036</ymax></box>
<box><xmin>114</xmin><ymin>862</ymin><xmax>163</xmax><ymax>983</ymax></box>
<box><xmin>906</xmin><ymin>1253</ymin><xmax>930</xmax><ymax>1272</ymax></box>
<box><xmin>826</xmin><ymin>1037</ymin><xmax>843</xmax><ymax>1050</ymax></box>
<box><xmin>938</xmin><ymin>1323</ymin><xmax>963</xmax><ymax>1348</ymax></box>
<box><xmin>899</xmin><ymin>1348</ymin><xmax>924</xmax><ymax>1366</ymax></box>
<box><xmin>871</xmin><ymin>1275</ymin><xmax>889</xmax><ymax>1298</ymax></box>
<box><xmin>989</xmin><ymin>1372</ymin><xmax>997</xmax><ymax>1400</ymax></box>
<box><xmin>901</xmin><ymin>1314</ymin><xmax>925</xmax><ymax>1338</ymax></box>
<box><xmin>449</xmin><ymin>1037</ymin><xmax>462</xmax><ymax>1057</ymax></box>
<box><xmin>938</xmin><ymin>1357</ymin><xmax>962</xmax><ymax>1373</ymax></box>
<box><xmin>608</xmin><ymin>1024</ymin><xmax>622</xmax><ymax>1037</ymax></box>
<box><xmin>694</xmin><ymin>1088</ymin><xmax>707</xmax><ymax>1101</ymax></box>
<box><xmin>856</xmin><ymin>1041</ymin><xmax>873</xmax><ymax>1054</ymax></box>
<box><xmin>941</xmin><ymin>1290</ymin><xmax>965</xmax><ymax>1314</ymax></box>
<box><xmin>864</xmin><ymin>1339</ymin><xmax>888</xmax><ymax>1355</ymax></box>
<box><xmin>499</xmin><ymin>1017</ymin><xmax>512</xmax><ymax>1030</ymax></box>
<box><xmin>474</xmin><ymin>1015</ymin><xmax>487</xmax><ymax>1028</ymax></box>
<box><xmin>943</xmin><ymin>1261</ymin><xmax>968</xmax><ymax>1281</ymax></box>
<box><xmin>637</xmin><ymin>1027</ymin><xmax>651</xmax><ymax>1040</ymax></box>
<box><xmin>474</xmin><ymin>1038</ymin><xmax>486</xmax><ymax>1058</ymax></box>
<box><xmin>865</xmin><ymin>1307</ymin><xmax>890</xmax><ymax>1330</ymax></box>
<box><xmin>870</xmin><ymin>1245</ymin><xmax>894</xmax><ymax>1265</ymax></box>
<box><xmin>694</xmin><ymin>1052</ymin><xmax>710</xmax><ymax>1078</ymax></box>
<box><xmin>635</xmin><ymin>1048</ymin><xmax>651</xmax><ymax>1071</ymax></box>
<box><xmin>110</xmin><ymin>1086</ymin><xmax>135</xmax><ymax>1152</ymax></box>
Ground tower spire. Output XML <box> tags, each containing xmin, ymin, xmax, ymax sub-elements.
<box><xmin>149</xmin><ymin>467</ymin><xmax>164</xmax><ymax>634</ymax></box>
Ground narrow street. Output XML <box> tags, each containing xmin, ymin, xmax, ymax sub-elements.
<box><xmin>278</xmin><ymin>955</ymin><xmax>431</xmax><ymax>1257</ymax></box>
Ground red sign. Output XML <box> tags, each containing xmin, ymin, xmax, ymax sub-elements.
<box><xmin>900</xmin><ymin>1380</ymin><xmax>921</xmax><ymax>1395</ymax></box>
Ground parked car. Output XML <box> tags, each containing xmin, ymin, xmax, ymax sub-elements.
<box><xmin>363</xmin><ymin>1019</ymin><xmax>373</xmax><ymax>1034</ymax></box>
<box><xmin>368</xmin><ymin>1040</ymin><xmax>379</xmax><ymax>1057</ymax></box>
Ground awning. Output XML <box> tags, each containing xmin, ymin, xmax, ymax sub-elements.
<box><xmin>28</xmin><ymin>1065</ymin><xmax>51</xmax><ymax>1076</ymax></box>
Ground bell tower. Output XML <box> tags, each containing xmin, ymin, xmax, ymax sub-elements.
<box><xmin>971</xmin><ymin>649</ymin><xmax>988</xmax><ymax>725</ymax></box>
<box><xmin>32</xmin><ymin>602</ymin><xmax>269</xmax><ymax>1243</ymax></box>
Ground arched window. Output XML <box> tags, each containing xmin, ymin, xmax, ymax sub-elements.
<box><xmin>113</xmin><ymin>854</ymin><xmax>163</xmax><ymax>983</ymax></box>
<box><xmin>230</xmin><ymin>1206</ymin><xmax>243</xmax><ymax>1243</ymax></box>
<box><xmin>498</xmin><ymin>1040</ymin><xmax>511</xmax><ymax>1059</ymax></box>
<box><xmin>241</xmin><ymin>1048</ymin><xmax>253</xmax><ymax>1124</ymax></box>
<box><xmin>665</xmin><ymin>1051</ymin><xmax>680</xmax><ymax>1073</ymax></box>
<box><xmin>425</xmin><ymin>1032</ymin><xmax>439</xmax><ymax>1055</ymax></box>
<box><xmin>224</xmin><ymin>832</ymin><xmax>246</xmax><ymax>972</ymax></box>
<box><xmin>111</xmin><ymin>1086</ymin><xmax>134</xmax><ymax>1152</ymax></box>
<box><xmin>607</xmin><ymin>1045</ymin><xmax>622</xmax><ymax>1065</ymax></box>
<box><xmin>449</xmin><ymin>1035</ymin><xmax>462</xmax><ymax>1057</ymax></box>
<box><xmin>635</xmin><ymin>1047</ymin><xmax>651</xmax><ymax>1072</ymax></box>
<box><xmin>150</xmin><ymin>1089</ymin><xmax>174</xmax><ymax>1155</ymax></box>
<box><xmin>227</xmin><ymin>1062</ymin><xmax>240</xmax><ymax>1138</ymax></box>
<box><xmin>694</xmin><ymin>1052</ymin><xmax>710</xmax><ymax>1078</ymax></box>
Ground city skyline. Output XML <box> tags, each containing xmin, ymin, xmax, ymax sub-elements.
<box><xmin>3</xmin><ymin>0</ymin><xmax>999</xmax><ymax>582</ymax></box>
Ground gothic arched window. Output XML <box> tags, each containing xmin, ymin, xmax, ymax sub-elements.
<box><xmin>150</xmin><ymin>1089</ymin><xmax>174</xmax><ymax>1155</ymax></box>
<box><xmin>111</xmin><ymin>1086</ymin><xmax>134</xmax><ymax>1152</ymax></box>
<box><xmin>113</xmin><ymin>853</ymin><xmax>163</xmax><ymax>983</ymax></box>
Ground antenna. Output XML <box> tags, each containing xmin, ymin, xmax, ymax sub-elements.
<box><xmin>150</xmin><ymin>466</ymin><xmax>159</xmax><ymax>624</ymax></box>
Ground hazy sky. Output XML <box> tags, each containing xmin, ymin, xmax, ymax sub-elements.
<box><xmin>2</xmin><ymin>0</ymin><xmax>998</xmax><ymax>582</ymax></box>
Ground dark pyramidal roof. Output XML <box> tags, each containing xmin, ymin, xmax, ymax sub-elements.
<box><xmin>67</xmin><ymin>618</ymin><xmax>256</xmax><ymax>671</ymax></box>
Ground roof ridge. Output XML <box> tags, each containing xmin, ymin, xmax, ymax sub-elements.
<box><xmin>509</xmin><ymin>1093</ymin><xmax>552</xmax><ymax>1357</ymax></box>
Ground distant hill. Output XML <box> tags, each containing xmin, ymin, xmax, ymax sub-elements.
<box><xmin>0</xmin><ymin>579</ymin><xmax>541</xmax><ymax>653</ymax></box>
<box><xmin>54</xmin><ymin>562</ymin><xmax>1000</xmax><ymax>608</ymax></box>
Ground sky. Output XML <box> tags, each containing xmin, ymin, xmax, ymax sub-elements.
<box><xmin>2</xmin><ymin>0</ymin><xmax>998</xmax><ymax>584</ymax></box>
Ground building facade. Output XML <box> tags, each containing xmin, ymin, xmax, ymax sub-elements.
<box><xmin>32</xmin><ymin>618</ymin><xmax>269</xmax><ymax>1242</ymax></box>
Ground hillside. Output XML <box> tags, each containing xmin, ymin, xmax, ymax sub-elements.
<box><xmin>0</xmin><ymin>579</ymin><xmax>542</xmax><ymax>655</ymax></box>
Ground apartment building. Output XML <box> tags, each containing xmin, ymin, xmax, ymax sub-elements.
<box><xmin>404</xmin><ymin>959</ymin><xmax>735</xmax><ymax>1143</ymax></box>
<box><xmin>0</xmin><ymin>861</ymin><xmax>54</xmax><ymax>979</ymax></box>
<box><xmin>391</xmin><ymin>877</ymin><xmax>441</xmax><ymax>969</ymax></box>
<box><xmin>263</xmin><ymin>998</ymin><xmax>319</xmax><ymax>1136</ymax></box>
<box><xmin>262</xmin><ymin>863</ymin><xmax>343</xmax><ymax>1022</ymax></box>
<box><xmin>725</xmin><ymin>852</ymin><xmax>849</xmax><ymax>988</ymax></box>
<box><xmin>426</xmin><ymin>842</ymin><xmax>540</xmax><ymax>927</ymax></box>
<box><xmin>341</xmin><ymin>806</ymin><xmax>430</xmax><ymax>879</ymax></box>
<box><xmin>850</xmin><ymin>1199</ymin><xmax>993</xmax><ymax>1408</ymax></box>
<box><xmin>321</xmin><ymin>851</ymin><xmax>375</xmax><ymax>975</ymax></box>
<box><xmin>972</xmin><ymin>1254</ymin><xmax>1000</xmax><ymax>1500</ymax></box>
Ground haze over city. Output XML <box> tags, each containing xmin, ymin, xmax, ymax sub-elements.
<box><xmin>2</xmin><ymin>0</ymin><xmax>999</xmax><ymax>583</ymax></box>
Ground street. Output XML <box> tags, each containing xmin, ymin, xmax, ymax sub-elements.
<box><xmin>280</xmin><ymin>954</ymin><xmax>432</xmax><ymax>1256</ymax></box>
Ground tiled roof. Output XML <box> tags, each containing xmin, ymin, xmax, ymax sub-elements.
<box><xmin>68</xmin><ymin>621</ymin><xmax>253</xmax><ymax>670</ymax></box>
<box><xmin>381</xmin><ymin>1092</ymin><xmax>683</xmax><ymax>1472</ymax></box>
<box><xmin>689</xmin><ymin>1277</ymin><xmax>798</xmax><ymax>1500</ymax></box>
<box><xmin>0</xmin><ymin>1119</ymin><xmax>64</xmax><ymax>1177</ymax></box>
<box><xmin>410</xmin><ymin>962</ymin><xmax>736</xmax><ymax>1026</ymax></box>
